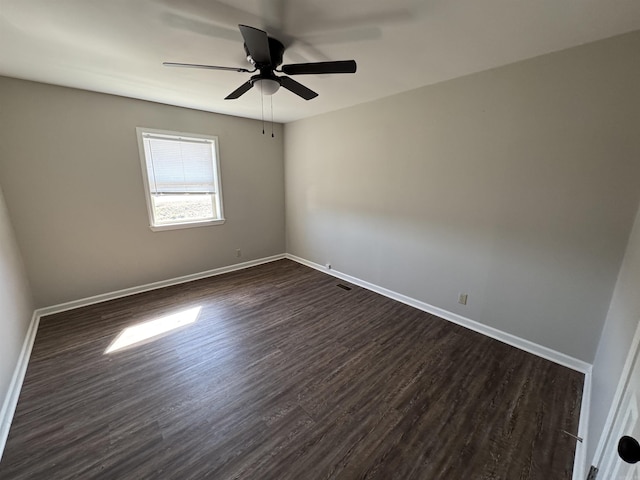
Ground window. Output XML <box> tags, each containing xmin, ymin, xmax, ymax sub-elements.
<box><xmin>136</xmin><ymin>128</ymin><xmax>224</xmax><ymax>231</ymax></box>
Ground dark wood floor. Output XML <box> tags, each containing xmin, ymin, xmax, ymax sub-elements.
<box><xmin>0</xmin><ymin>259</ymin><xmax>583</xmax><ymax>479</ymax></box>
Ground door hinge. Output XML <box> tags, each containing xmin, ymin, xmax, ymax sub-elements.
<box><xmin>586</xmin><ymin>465</ymin><xmax>598</xmax><ymax>480</ymax></box>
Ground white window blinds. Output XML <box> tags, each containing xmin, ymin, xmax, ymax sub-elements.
<box><xmin>142</xmin><ymin>134</ymin><xmax>216</xmax><ymax>195</ymax></box>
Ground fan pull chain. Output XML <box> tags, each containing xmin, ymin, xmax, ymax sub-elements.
<box><xmin>261</xmin><ymin>88</ymin><xmax>265</xmax><ymax>135</ymax></box>
<box><xmin>270</xmin><ymin>95</ymin><xmax>274</xmax><ymax>138</ymax></box>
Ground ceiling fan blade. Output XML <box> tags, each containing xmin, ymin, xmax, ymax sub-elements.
<box><xmin>279</xmin><ymin>76</ymin><xmax>318</xmax><ymax>100</ymax></box>
<box><xmin>238</xmin><ymin>25</ymin><xmax>271</xmax><ymax>65</ymax></box>
<box><xmin>281</xmin><ymin>60</ymin><xmax>357</xmax><ymax>75</ymax></box>
<box><xmin>163</xmin><ymin>62</ymin><xmax>253</xmax><ymax>73</ymax></box>
<box><xmin>225</xmin><ymin>81</ymin><xmax>254</xmax><ymax>99</ymax></box>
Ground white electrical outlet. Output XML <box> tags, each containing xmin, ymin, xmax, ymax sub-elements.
<box><xmin>458</xmin><ymin>293</ymin><xmax>468</xmax><ymax>305</ymax></box>
<box><xmin>236</xmin><ymin>249</ymin><xmax>241</xmax><ymax>258</ymax></box>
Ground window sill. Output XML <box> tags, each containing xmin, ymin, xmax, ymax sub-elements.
<box><xmin>149</xmin><ymin>218</ymin><xmax>226</xmax><ymax>232</ymax></box>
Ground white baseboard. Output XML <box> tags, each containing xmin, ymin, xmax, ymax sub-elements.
<box><xmin>573</xmin><ymin>366</ymin><xmax>592</xmax><ymax>480</ymax></box>
<box><xmin>286</xmin><ymin>254</ymin><xmax>591</xmax><ymax>374</ymax></box>
<box><xmin>0</xmin><ymin>311</ymin><xmax>40</xmax><ymax>461</ymax></box>
<box><xmin>36</xmin><ymin>254</ymin><xmax>286</xmax><ymax>318</ymax></box>
<box><xmin>2</xmin><ymin>252</ymin><xmax>594</xmax><ymax>469</ymax></box>
<box><xmin>0</xmin><ymin>254</ymin><xmax>285</xmax><ymax>461</ymax></box>
<box><xmin>286</xmin><ymin>254</ymin><xmax>593</xmax><ymax>479</ymax></box>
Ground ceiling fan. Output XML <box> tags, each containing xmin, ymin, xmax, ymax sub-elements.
<box><xmin>164</xmin><ymin>24</ymin><xmax>357</xmax><ymax>100</ymax></box>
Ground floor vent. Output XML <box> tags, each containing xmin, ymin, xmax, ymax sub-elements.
<box><xmin>336</xmin><ymin>284</ymin><xmax>352</xmax><ymax>291</ymax></box>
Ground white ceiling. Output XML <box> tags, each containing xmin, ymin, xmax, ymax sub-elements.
<box><xmin>1</xmin><ymin>0</ymin><xmax>640</xmax><ymax>123</ymax></box>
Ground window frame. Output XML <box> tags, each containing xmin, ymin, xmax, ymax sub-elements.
<box><xmin>136</xmin><ymin>127</ymin><xmax>225</xmax><ymax>232</ymax></box>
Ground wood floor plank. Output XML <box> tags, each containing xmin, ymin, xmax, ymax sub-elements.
<box><xmin>0</xmin><ymin>259</ymin><xmax>583</xmax><ymax>479</ymax></box>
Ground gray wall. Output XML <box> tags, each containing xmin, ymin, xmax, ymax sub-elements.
<box><xmin>0</xmin><ymin>185</ymin><xmax>34</xmax><ymax>425</ymax></box>
<box><xmin>588</xmin><ymin>203</ymin><xmax>640</xmax><ymax>464</ymax></box>
<box><xmin>285</xmin><ymin>31</ymin><xmax>640</xmax><ymax>363</ymax></box>
<box><xmin>0</xmin><ymin>77</ymin><xmax>285</xmax><ymax>308</ymax></box>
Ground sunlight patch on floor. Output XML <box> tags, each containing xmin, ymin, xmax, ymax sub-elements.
<box><xmin>105</xmin><ymin>306</ymin><xmax>201</xmax><ymax>353</ymax></box>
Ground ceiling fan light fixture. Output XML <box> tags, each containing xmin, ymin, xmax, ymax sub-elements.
<box><xmin>255</xmin><ymin>78</ymin><xmax>280</xmax><ymax>95</ymax></box>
